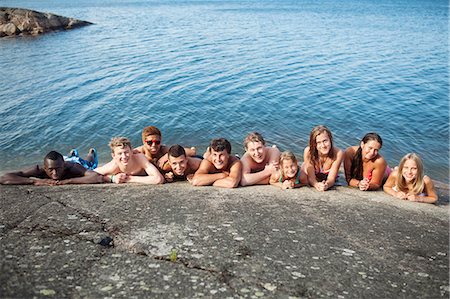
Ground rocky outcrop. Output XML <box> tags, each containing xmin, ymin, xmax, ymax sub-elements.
<box><xmin>0</xmin><ymin>7</ymin><xmax>92</xmax><ymax>37</ymax></box>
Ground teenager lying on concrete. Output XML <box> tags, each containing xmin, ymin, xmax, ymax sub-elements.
<box><xmin>95</xmin><ymin>137</ymin><xmax>164</xmax><ymax>184</ymax></box>
<box><xmin>190</xmin><ymin>138</ymin><xmax>242</xmax><ymax>188</ymax></box>
<box><xmin>160</xmin><ymin>144</ymin><xmax>202</xmax><ymax>183</ymax></box>
<box><xmin>0</xmin><ymin>151</ymin><xmax>104</xmax><ymax>185</ymax></box>
<box><xmin>240</xmin><ymin>132</ymin><xmax>280</xmax><ymax>186</ymax></box>
<box><xmin>134</xmin><ymin>125</ymin><xmax>196</xmax><ymax>169</ymax></box>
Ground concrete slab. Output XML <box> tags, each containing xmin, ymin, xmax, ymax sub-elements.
<box><xmin>0</xmin><ymin>183</ymin><xmax>448</xmax><ymax>298</ymax></box>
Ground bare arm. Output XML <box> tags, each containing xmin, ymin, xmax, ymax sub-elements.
<box><xmin>409</xmin><ymin>176</ymin><xmax>438</xmax><ymax>204</ymax></box>
<box><xmin>0</xmin><ymin>165</ymin><xmax>42</xmax><ymax>185</ymax></box>
<box><xmin>366</xmin><ymin>157</ymin><xmax>387</xmax><ymax>190</ymax></box>
<box><xmin>127</xmin><ymin>155</ymin><xmax>164</xmax><ymax>184</ymax></box>
<box><xmin>269</xmin><ymin>171</ymin><xmax>283</xmax><ymax>189</ymax></box>
<box><xmin>325</xmin><ymin>149</ymin><xmax>343</xmax><ymax>188</ymax></box>
<box><xmin>58</xmin><ymin>168</ymin><xmax>104</xmax><ymax>185</ymax></box>
<box><xmin>240</xmin><ymin>155</ymin><xmax>274</xmax><ymax>186</ymax></box>
<box><xmin>94</xmin><ymin>160</ymin><xmax>118</xmax><ymax>176</ymax></box>
<box><xmin>383</xmin><ymin>170</ymin><xmax>404</xmax><ymax>198</ymax></box>
<box><xmin>191</xmin><ymin>160</ymin><xmax>227</xmax><ymax>186</ymax></box>
<box><xmin>344</xmin><ymin>146</ymin><xmax>360</xmax><ymax>187</ymax></box>
<box><xmin>213</xmin><ymin>160</ymin><xmax>242</xmax><ymax>188</ymax></box>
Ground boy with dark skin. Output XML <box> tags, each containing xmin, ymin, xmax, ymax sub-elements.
<box><xmin>191</xmin><ymin>138</ymin><xmax>242</xmax><ymax>188</ymax></box>
<box><xmin>161</xmin><ymin>145</ymin><xmax>202</xmax><ymax>183</ymax></box>
<box><xmin>0</xmin><ymin>151</ymin><xmax>104</xmax><ymax>185</ymax></box>
<box><xmin>134</xmin><ymin>126</ymin><xmax>196</xmax><ymax>169</ymax></box>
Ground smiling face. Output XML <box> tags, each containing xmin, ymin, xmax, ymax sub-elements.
<box><xmin>169</xmin><ymin>155</ymin><xmax>188</xmax><ymax>176</ymax></box>
<box><xmin>112</xmin><ymin>145</ymin><xmax>132</xmax><ymax>166</ymax></box>
<box><xmin>246</xmin><ymin>141</ymin><xmax>266</xmax><ymax>164</ymax></box>
<box><xmin>210</xmin><ymin>149</ymin><xmax>229</xmax><ymax>170</ymax></box>
<box><xmin>402</xmin><ymin>159</ymin><xmax>418</xmax><ymax>183</ymax></box>
<box><xmin>316</xmin><ymin>132</ymin><xmax>331</xmax><ymax>156</ymax></box>
<box><xmin>361</xmin><ymin>140</ymin><xmax>381</xmax><ymax>161</ymax></box>
<box><xmin>282</xmin><ymin>159</ymin><xmax>298</xmax><ymax>179</ymax></box>
<box><xmin>44</xmin><ymin>158</ymin><xmax>65</xmax><ymax>180</ymax></box>
<box><xmin>143</xmin><ymin>134</ymin><xmax>162</xmax><ymax>155</ymax></box>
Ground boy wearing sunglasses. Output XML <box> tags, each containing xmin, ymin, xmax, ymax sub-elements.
<box><xmin>190</xmin><ymin>138</ymin><xmax>242</xmax><ymax>188</ymax></box>
<box><xmin>0</xmin><ymin>151</ymin><xmax>104</xmax><ymax>185</ymax></box>
<box><xmin>134</xmin><ymin>126</ymin><xmax>196</xmax><ymax>168</ymax></box>
<box><xmin>94</xmin><ymin>137</ymin><xmax>164</xmax><ymax>184</ymax></box>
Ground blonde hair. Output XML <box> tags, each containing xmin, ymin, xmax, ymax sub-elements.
<box><xmin>396</xmin><ymin>153</ymin><xmax>425</xmax><ymax>195</ymax></box>
<box><xmin>280</xmin><ymin>151</ymin><xmax>298</xmax><ymax>177</ymax></box>
<box><xmin>109</xmin><ymin>137</ymin><xmax>132</xmax><ymax>153</ymax></box>
<box><xmin>243</xmin><ymin>132</ymin><xmax>265</xmax><ymax>150</ymax></box>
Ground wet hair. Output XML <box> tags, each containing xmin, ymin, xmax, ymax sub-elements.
<box><xmin>396</xmin><ymin>153</ymin><xmax>425</xmax><ymax>195</ymax></box>
<box><xmin>109</xmin><ymin>137</ymin><xmax>132</xmax><ymax>153</ymax></box>
<box><xmin>142</xmin><ymin>126</ymin><xmax>161</xmax><ymax>140</ymax></box>
<box><xmin>210</xmin><ymin>138</ymin><xmax>231</xmax><ymax>154</ymax></box>
<box><xmin>168</xmin><ymin>144</ymin><xmax>186</xmax><ymax>158</ymax></box>
<box><xmin>243</xmin><ymin>132</ymin><xmax>265</xmax><ymax>150</ymax></box>
<box><xmin>350</xmin><ymin>132</ymin><xmax>383</xmax><ymax>180</ymax></box>
<box><xmin>44</xmin><ymin>151</ymin><xmax>64</xmax><ymax>162</ymax></box>
<box><xmin>308</xmin><ymin>125</ymin><xmax>335</xmax><ymax>168</ymax></box>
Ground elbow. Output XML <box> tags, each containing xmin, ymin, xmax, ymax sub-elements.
<box><xmin>190</xmin><ymin>177</ymin><xmax>201</xmax><ymax>186</ymax></box>
<box><xmin>155</xmin><ymin>175</ymin><xmax>164</xmax><ymax>185</ymax></box>
<box><xmin>239</xmin><ymin>177</ymin><xmax>249</xmax><ymax>186</ymax></box>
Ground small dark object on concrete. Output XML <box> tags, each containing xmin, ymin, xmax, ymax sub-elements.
<box><xmin>98</xmin><ymin>236</ymin><xmax>113</xmax><ymax>247</ymax></box>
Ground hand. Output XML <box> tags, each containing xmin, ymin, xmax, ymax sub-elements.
<box><xmin>164</xmin><ymin>172</ymin><xmax>174</xmax><ymax>183</ymax></box>
<box><xmin>186</xmin><ymin>174</ymin><xmax>194</xmax><ymax>183</ymax></box>
<box><xmin>265</xmin><ymin>162</ymin><xmax>279</xmax><ymax>174</ymax></box>
<box><xmin>358</xmin><ymin>178</ymin><xmax>370</xmax><ymax>191</ymax></box>
<box><xmin>132</xmin><ymin>148</ymin><xmax>141</xmax><ymax>154</ymax></box>
<box><xmin>157</xmin><ymin>156</ymin><xmax>169</xmax><ymax>170</ymax></box>
<box><xmin>407</xmin><ymin>194</ymin><xmax>418</xmax><ymax>201</ymax></box>
<box><xmin>33</xmin><ymin>178</ymin><xmax>58</xmax><ymax>186</ymax></box>
<box><xmin>315</xmin><ymin>181</ymin><xmax>328</xmax><ymax>192</ymax></box>
<box><xmin>282</xmin><ymin>180</ymin><xmax>294</xmax><ymax>189</ymax></box>
<box><xmin>394</xmin><ymin>191</ymin><xmax>407</xmax><ymax>199</ymax></box>
<box><xmin>114</xmin><ymin>173</ymin><xmax>129</xmax><ymax>184</ymax></box>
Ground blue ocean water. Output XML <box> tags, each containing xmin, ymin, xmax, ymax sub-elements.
<box><xmin>0</xmin><ymin>0</ymin><xmax>448</xmax><ymax>183</ymax></box>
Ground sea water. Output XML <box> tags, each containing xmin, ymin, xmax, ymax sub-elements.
<box><xmin>0</xmin><ymin>0</ymin><xmax>448</xmax><ymax>183</ymax></box>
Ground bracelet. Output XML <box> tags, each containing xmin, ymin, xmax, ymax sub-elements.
<box><xmin>110</xmin><ymin>175</ymin><xmax>115</xmax><ymax>183</ymax></box>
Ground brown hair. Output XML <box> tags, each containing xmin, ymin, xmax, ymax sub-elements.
<box><xmin>210</xmin><ymin>138</ymin><xmax>231</xmax><ymax>154</ymax></box>
<box><xmin>109</xmin><ymin>137</ymin><xmax>132</xmax><ymax>153</ymax></box>
<box><xmin>142</xmin><ymin>126</ymin><xmax>161</xmax><ymax>141</ymax></box>
<box><xmin>243</xmin><ymin>132</ymin><xmax>265</xmax><ymax>150</ymax></box>
<box><xmin>351</xmin><ymin>132</ymin><xmax>383</xmax><ymax>180</ymax></box>
<box><xmin>168</xmin><ymin>144</ymin><xmax>186</xmax><ymax>158</ymax></box>
<box><xmin>308</xmin><ymin>125</ymin><xmax>336</xmax><ymax>168</ymax></box>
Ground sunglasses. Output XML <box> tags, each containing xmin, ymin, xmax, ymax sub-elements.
<box><xmin>146</xmin><ymin>139</ymin><xmax>161</xmax><ymax>146</ymax></box>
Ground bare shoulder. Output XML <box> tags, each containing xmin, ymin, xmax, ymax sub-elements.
<box><xmin>66</xmin><ymin>162</ymin><xmax>87</xmax><ymax>174</ymax></box>
<box><xmin>374</xmin><ymin>154</ymin><xmax>387</xmax><ymax>167</ymax></box>
<box><xmin>160</xmin><ymin>146</ymin><xmax>169</xmax><ymax>155</ymax></box>
<box><xmin>268</xmin><ymin>146</ymin><xmax>280</xmax><ymax>157</ymax></box>
<box><xmin>134</xmin><ymin>145</ymin><xmax>144</xmax><ymax>153</ymax></box>
<box><xmin>423</xmin><ymin>175</ymin><xmax>433</xmax><ymax>185</ymax></box>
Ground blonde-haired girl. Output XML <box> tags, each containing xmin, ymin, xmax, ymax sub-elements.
<box><xmin>383</xmin><ymin>153</ymin><xmax>437</xmax><ymax>203</ymax></box>
<box><xmin>270</xmin><ymin>151</ymin><xmax>307</xmax><ymax>189</ymax></box>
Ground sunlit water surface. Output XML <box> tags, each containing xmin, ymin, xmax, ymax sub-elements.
<box><xmin>0</xmin><ymin>0</ymin><xmax>448</xmax><ymax>183</ymax></box>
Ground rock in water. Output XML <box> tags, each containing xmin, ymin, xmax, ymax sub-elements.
<box><xmin>0</xmin><ymin>7</ymin><xmax>92</xmax><ymax>37</ymax></box>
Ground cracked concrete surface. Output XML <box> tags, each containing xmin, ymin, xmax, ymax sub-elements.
<box><xmin>0</xmin><ymin>183</ymin><xmax>448</xmax><ymax>298</ymax></box>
